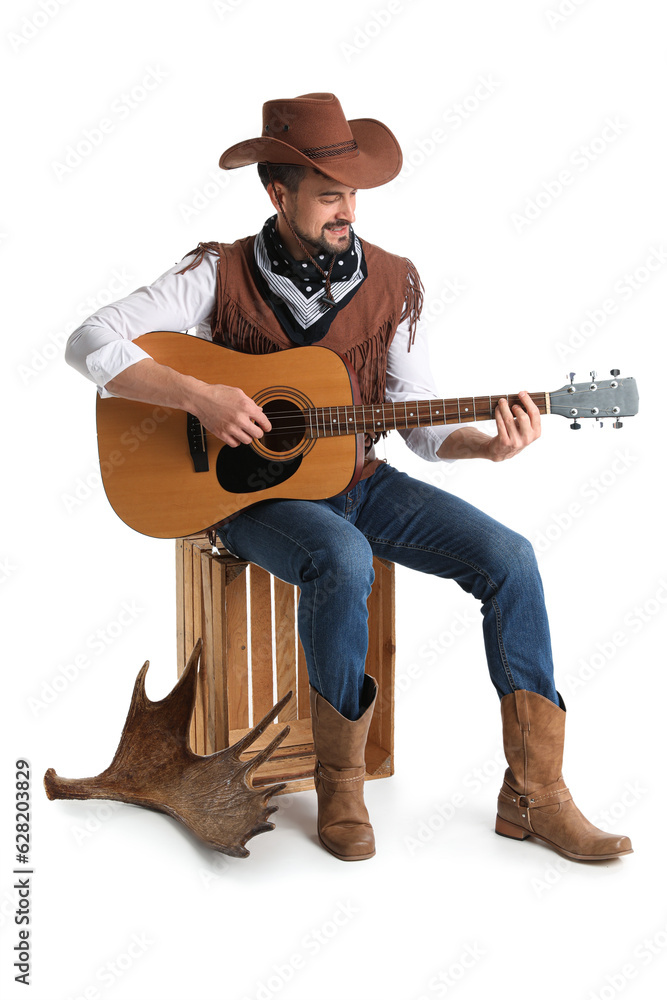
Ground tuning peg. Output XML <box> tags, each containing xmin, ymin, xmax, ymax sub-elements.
<box><xmin>610</xmin><ymin>369</ymin><xmax>620</xmax><ymax>376</ymax></box>
<box><xmin>570</xmin><ymin>420</ymin><xmax>581</xmax><ymax>430</ymax></box>
<box><xmin>568</xmin><ymin>372</ymin><xmax>576</xmax><ymax>385</ymax></box>
<box><xmin>590</xmin><ymin>370</ymin><xmax>597</xmax><ymax>382</ymax></box>
<box><xmin>612</xmin><ymin>420</ymin><xmax>623</xmax><ymax>429</ymax></box>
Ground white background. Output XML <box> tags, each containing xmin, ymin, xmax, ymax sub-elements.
<box><xmin>2</xmin><ymin>1</ymin><xmax>666</xmax><ymax>998</ymax></box>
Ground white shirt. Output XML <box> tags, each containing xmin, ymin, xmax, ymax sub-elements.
<box><xmin>65</xmin><ymin>247</ymin><xmax>460</xmax><ymax>461</ymax></box>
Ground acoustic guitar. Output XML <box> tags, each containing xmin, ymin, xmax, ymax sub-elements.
<box><xmin>96</xmin><ymin>331</ymin><xmax>639</xmax><ymax>538</ymax></box>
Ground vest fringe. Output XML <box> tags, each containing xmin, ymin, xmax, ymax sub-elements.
<box><xmin>401</xmin><ymin>257</ymin><xmax>424</xmax><ymax>350</ymax></box>
<box><xmin>341</xmin><ymin>320</ymin><xmax>395</xmax><ymax>440</ymax></box>
<box><xmin>213</xmin><ymin>298</ymin><xmax>284</xmax><ymax>356</ymax></box>
<box><xmin>177</xmin><ymin>241</ymin><xmax>221</xmax><ymax>274</ymax></box>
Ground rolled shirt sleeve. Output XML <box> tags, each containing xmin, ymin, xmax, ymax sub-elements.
<box><xmin>65</xmin><ymin>251</ymin><xmax>218</xmax><ymax>397</ymax></box>
<box><xmin>385</xmin><ymin>315</ymin><xmax>463</xmax><ymax>461</ymax></box>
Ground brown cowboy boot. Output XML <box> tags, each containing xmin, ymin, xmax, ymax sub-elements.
<box><xmin>309</xmin><ymin>676</ymin><xmax>377</xmax><ymax>861</ymax></box>
<box><xmin>495</xmin><ymin>689</ymin><xmax>633</xmax><ymax>861</ymax></box>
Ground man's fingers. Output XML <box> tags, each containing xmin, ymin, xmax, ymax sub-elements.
<box><xmin>495</xmin><ymin>397</ymin><xmax>515</xmax><ymax>441</ymax></box>
<box><xmin>252</xmin><ymin>407</ymin><xmax>272</xmax><ymax>434</ymax></box>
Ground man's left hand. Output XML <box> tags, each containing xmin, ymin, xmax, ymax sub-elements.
<box><xmin>436</xmin><ymin>391</ymin><xmax>542</xmax><ymax>462</ymax></box>
<box><xmin>487</xmin><ymin>391</ymin><xmax>541</xmax><ymax>461</ymax></box>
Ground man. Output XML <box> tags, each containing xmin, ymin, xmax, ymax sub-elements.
<box><xmin>66</xmin><ymin>92</ymin><xmax>632</xmax><ymax>863</ymax></box>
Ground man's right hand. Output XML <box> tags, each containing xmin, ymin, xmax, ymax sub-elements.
<box><xmin>192</xmin><ymin>383</ymin><xmax>272</xmax><ymax>447</ymax></box>
<box><xmin>105</xmin><ymin>358</ymin><xmax>272</xmax><ymax>448</ymax></box>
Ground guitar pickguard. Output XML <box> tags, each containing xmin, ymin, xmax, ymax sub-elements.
<box><xmin>216</xmin><ymin>444</ymin><xmax>303</xmax><ymax>495</ymax></box>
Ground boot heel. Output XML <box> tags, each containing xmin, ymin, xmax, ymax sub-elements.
<box><xmin>495</xmin><ymin>815</ymin><xmax>530</xmax><ymax>840</ymax></box>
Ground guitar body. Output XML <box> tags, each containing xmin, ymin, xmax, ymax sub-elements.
<box><xmin>96</xmin><ymin>332</ymin><xmax>364</xmax><ymax>538</ymax></box>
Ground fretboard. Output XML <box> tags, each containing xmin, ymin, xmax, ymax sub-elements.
<box><xmin>301</xmin><ymin>393</ymin><xmax>549</xmax><ymax>438</ymax></box>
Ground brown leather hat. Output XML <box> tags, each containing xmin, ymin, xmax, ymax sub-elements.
<box><xmin>219</xmin><ymin>92</ymin><xmax>402</xmax><ymax>189</ymax></box>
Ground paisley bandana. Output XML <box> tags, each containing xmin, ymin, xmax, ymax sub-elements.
<box><xmin>252</xmin><ymin>214</ymin><xmax>367</xmax><ymax>345</ymax></box>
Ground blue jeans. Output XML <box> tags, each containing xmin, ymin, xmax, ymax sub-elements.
<box><xmin>217</xmin><ymin>462</ymin><xmax>558</xmax><ymax>719</ymax></box>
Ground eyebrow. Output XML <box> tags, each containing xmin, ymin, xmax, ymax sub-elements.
<box><xmin>317</xmin><ymin>188</ymin><xmax>357</xmax><ymax>196</ymax></box>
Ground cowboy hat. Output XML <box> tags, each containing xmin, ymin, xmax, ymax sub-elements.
<box><xmin>218</xmin><ymin>92</ymin><xmax>402</xmax><ymax>189</ymax></box>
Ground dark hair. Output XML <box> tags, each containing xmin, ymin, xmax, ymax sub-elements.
<box><xmin>257</xmin><ymin>162</ymin><xmax>307</xmax><ymax>192</ymax></box>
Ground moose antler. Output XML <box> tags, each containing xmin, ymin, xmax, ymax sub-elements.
<box><xmin>44</xmin><ymin>640</ymin><xmax>291</xmax><ymax>857</ymax></box>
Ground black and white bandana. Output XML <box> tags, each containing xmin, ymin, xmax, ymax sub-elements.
<box><xmin>252</xmin><ymin>215</ymin><xmax>367</xmax><ymax>345</ymax></box>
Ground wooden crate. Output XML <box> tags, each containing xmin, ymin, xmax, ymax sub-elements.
<box><xmin>176</xmin><ymin>533</ymin><xmax>395</xmax><ymax>793</ymax></box>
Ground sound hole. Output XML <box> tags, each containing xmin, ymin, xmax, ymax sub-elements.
<box><xmin>261</xmin><ymin>398</ymin><xmax>306</xmax><ymax>453</ymax></box>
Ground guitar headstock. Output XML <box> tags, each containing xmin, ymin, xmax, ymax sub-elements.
<box><xmin>549</xmin><ymin>370</ymin><xmax>639</xmax><ymax>429</ymax></box>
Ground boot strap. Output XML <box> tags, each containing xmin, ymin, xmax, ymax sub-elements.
<box><xmin>316</xmin><ymin>765</ymin><xmax>366</xmax><ymax>788</ymax></box>
<box><xmin>500</xmin><ymin>778</ymin><xmax>572</xmax><ymax>809</ymax></box>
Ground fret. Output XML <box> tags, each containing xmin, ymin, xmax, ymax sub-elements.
<box><xmin>305</xmin><ymin>387</ymin><xmax>549</xmax><ymax>439</ymax></box>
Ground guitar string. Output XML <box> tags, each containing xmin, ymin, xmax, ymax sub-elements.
<box><xmin>233</xmin><ymin>388</ymin><xmax>617</xmax><ymax>429</ymax></box>
<box><xmin>248</xmin><ymin>388</ymin><xmax>614</xmax><ymax>421</ymax></box>
<box><xmin>235</xmin><ymin>395</ymin><xmax>547</xmax><ymax>425</ymax></box>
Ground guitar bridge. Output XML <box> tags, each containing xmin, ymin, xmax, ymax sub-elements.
<box><xmin>186</xmin><ymin>413</ymin><xmax>209</xmax><ymax>472</ymax></box>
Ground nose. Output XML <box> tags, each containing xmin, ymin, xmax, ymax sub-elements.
<box><xmin>336</xmin><ymin>195</ymin><xmax>355</xmax><ymax>224</ymax></box>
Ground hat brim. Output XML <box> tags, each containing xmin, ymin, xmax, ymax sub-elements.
<box><xmin>218</xmin><ymin>117</ymin><xmax>402</xmax><ymax>189</ymax></box>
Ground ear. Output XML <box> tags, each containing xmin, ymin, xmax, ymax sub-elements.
<box><xmin>267</xmin><ymin>180</ymin><xmax>288</xmax><ymax>214</ymax></box>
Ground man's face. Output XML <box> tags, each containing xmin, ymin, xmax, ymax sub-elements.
<box><xmin>273</xmin><ymin>168</ymin><xmax>357</xmax><ymax>258</ymax></box>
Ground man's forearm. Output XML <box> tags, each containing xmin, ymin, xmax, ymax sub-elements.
<box><xmin>437</xmin><ymin>392</ymin><xmax>541</xmax><ymax>463</ymax></box>
<box><xmin>437</xmin><ymin>426</ymin><xmax>494</xmax><ymax>461</ymax></box>
<box><xmin>105</xmin><ymin>358</ymin><xmax>206</xmax><ymax>411</ymax></box>
<box><xmin>104</xmin><ymin>358</ymin><xmax>271</xmax><ymax>447</ymax></box>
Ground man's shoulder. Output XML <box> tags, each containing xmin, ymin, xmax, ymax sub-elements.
<box><xmin>177</xmin><ymin>235</ymin><xmax>257</xmax><ymax>274</ymax></box>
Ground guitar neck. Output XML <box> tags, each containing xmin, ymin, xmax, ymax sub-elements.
<box><xmin>304</xmin><ymin>392</ymin><xmax>550</xmax><ymax>438</ymax></box>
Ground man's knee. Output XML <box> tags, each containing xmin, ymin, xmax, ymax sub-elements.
<box><xmin>305</xmin><ymin>532</ymin><xmax>374</xmax><ymax>604</ymax></box>
<box><xmin>499</xmin><ymin>529</ymin><xmax>539</xmax><ymax>577</ymax></box>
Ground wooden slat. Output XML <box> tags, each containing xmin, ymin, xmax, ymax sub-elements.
<box><xmin>249</xmin><ymin>564</ymin><xmax>274</xmax><ymax>723</ymax></box>
<box><xmin>274</xmin><ymin>579</ymin><xmax>297</xmax><ymax>722</ymax></box>
<box><xmin>181</xmin><ymin>538</ymin><xmax>198</xmax><ymax>749</ymax></box>
<box><xmin>365</xmin><ymin>558</ymin><xmax>395</xmax><ymax>774</ymax></box>
<box><xmin>175</xmin><ymin>538</ymin><xmax>185</xmax><ymax>674</ymax></box>
<box><xmin>210</xmin><ymin>554</ymin><xmax>229</xmax><ymax>752</ymax></box>
<box><xmin>200</xmin><ymin>554</ymin><xmax>215</xmax><ymax>755</ymax></box>
<box><xmin>226</xmin><ymin>563</ymin><xmax>249</xmax><ymax>732</ymax></box>
<box><xmin>191</xmin><ymin>540</ymin><xmax>206</xmax><ymax>754</ymax></box>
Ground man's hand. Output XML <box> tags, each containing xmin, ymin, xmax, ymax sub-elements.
<box><xmin>192</xmin><ymin>383</ymin><xmax>272</xmax><ymax>447</ymax></box>
<box><xmin>436</xmin><ymin>391</ymin><xmax>541</xmax><ymax>462</ymax></box>
<box><xmin>487</xmin><ymin>391</ymin><xmax>541</xmax><ymax>461</ymax></box>
<box><xmin>105</xmin><ymin>358</ymin><xmax>272</xmax><ymax>448</ymax></box>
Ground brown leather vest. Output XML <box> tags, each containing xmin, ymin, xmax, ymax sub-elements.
<box><xmin>183</xmin><ymin>235</ymin><xmax>423</xmax><ymax>409</ymax></box>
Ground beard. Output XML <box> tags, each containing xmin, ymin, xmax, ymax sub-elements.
<box><xmin>289</xmin><ymin>216</ymin><xmax>352</xmax><ymax>257</ymax></box>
